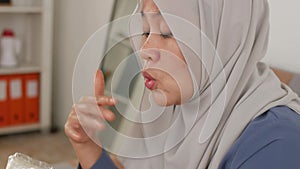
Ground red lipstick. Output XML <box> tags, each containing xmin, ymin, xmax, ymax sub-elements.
<box><xmin>142</xmin><ymin>72</ymin><xmax>156</xmax><ymax>90</ymax></box>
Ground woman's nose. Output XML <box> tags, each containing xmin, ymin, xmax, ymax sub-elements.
<box><xmin>140</xmin><ymin>33</ymin><xmax>160</xmax><ymax>62</ymax></box>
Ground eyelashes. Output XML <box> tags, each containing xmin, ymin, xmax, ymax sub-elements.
<box><xmin>142</xmin><ymin>32</ymin><xmax>150</xmax><ymax>37</ymax></box>
<box><xmin>142</xmin><ymin>32</ymin><xmax>173</xmax><ymax>39</ymax></box>
<box><xmin>161</xmin><ymin>33</ymin><xmax>173</xmax><ymax>39</ymax></box>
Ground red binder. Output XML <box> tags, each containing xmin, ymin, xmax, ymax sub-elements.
<box><xmin>0</xmin><ymin>75</ymin><xmax>9</xmax><ymax>127</ymax></box>
<box><xmin>8</xmin><ymin>74</ymin><xmax>24</xmax><ymax>125</ymax></box>
<box><xmin>23</xmin><ymin>73</ymin><xmax>39</xmax><ymax>123</ymax></box>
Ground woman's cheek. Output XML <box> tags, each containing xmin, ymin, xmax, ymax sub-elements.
<box><xmin>151</xmin><ymin>79</ymin><xmax>182</xmax><ymax>106</ymax></box>
<box><xmin>180</xmin><ymin>70</ymin><xmax>194</xmax><ymax>102</ymax></box>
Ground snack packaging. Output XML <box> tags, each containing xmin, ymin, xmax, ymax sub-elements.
<box><xmin>6</xmin><ymin>153</ymin><xmax>53</xmax><ymax>169</ymax></box>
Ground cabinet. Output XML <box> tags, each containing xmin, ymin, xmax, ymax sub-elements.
<box><xmin>0</xmin><ymin>0</ymin><xmax>53</xmax><ymax>134</ymax></box>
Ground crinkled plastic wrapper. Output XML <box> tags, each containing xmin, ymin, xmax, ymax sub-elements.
<box><xmin>6</xmin><ymin>153</ymin><xmax>53</xmax><ymax>169</ymax></box>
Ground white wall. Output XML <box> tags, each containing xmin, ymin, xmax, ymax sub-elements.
<box><xmin>52</xmin><ymin>0</ymin><xmax>114</xmax><ymax>128</ymax></box>
<box><xmin>262</xmin><ymin>0</ymin><xmax>300</xmax><ymax>73</ymax></box>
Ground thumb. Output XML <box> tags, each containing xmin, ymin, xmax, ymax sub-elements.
<box><xmin>94</xmin><ymin>69</ymin><xmax>105</xmax><ymax>96</ymax></box>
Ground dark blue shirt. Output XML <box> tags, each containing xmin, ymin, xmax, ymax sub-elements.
<box><xmin>80</xmin><ymin>106</ymin><xmax>300</xmax><ymax>169</ymax></box>
<box><xmin>78</xmin><ymin>149</ymin><xmax>118</xmax><ymax>169</ymax></box>
<box><xmin>219</xmin><ymin>106</ymin><xmax>300</xmax><ymax>169</ymax></box>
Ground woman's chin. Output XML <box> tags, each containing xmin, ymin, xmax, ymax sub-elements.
<box><xmin>152</xmin><ymin>89</ymin><xmax>171</xmax><ymax>106</ymax></box>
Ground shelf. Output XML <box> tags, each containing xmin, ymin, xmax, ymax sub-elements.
<box><xmin>0</xmin><ymin>65</ymin><xmax>40</xmax><ymax>75</ymax></box>
<box><xmin>0</xmin><ymin>124</ymin><xmax>40</xmax><ymax>135</ymax></box>
<box><xmin>0</xmin><ymin>6</ymin><xmax>42</xmax><ymax>13</ymax></box>
<box><xmin>0</xmin><ymin>0</ymin><xmax>53</xmax><ymax>136</ymax></box>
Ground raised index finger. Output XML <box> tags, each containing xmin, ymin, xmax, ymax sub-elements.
<box><xmin>94</xmin><ymin>69</ymin><xmax>105</xmax><ymax>96</ymax></box>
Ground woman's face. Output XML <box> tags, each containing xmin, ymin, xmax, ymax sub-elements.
<box><xmin>140</xmin><ymin>0</ymin><xmax>194</xmax><ymax>106</ymax></box>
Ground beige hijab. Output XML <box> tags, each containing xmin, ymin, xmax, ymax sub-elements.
<box><xmin>118</xmin><ymin>0</ymin><xmax>300</xmax><ymax>168</ymax></box>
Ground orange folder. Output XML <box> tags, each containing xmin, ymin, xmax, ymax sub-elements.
<box><xmin>23</xmin><ymin>73</ymin><xmax>39</xmax><ymax>123</ymax></box>
<box><xmin>0</xmin><ymin>75</ymin><xmax>9</xmax><ymax>127</ymax></box>
<box><xmin>8</xmin><ymin>74</ymin><xmax>24</xmax><ymax>125</ymax></box>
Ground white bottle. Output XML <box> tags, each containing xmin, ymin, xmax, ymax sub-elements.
<box><xmin>0</xmin><ymin>29</ymin><xmax>21</xmax><ymax>68</ymax></box>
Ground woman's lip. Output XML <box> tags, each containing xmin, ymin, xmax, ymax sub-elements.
<box><xmin>142</xmin><ymin>71</ymin><xmax>154</xmax><ymax>80</ymax></box>
<box><xmin>142</xmin><ymin>72</ymin><xmax>156</xmax><ymax>90</ymax></box>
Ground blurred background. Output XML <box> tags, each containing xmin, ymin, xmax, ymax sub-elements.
<box><xmin>0</xmin><ymin>0</ymin><xmax>299</xmax><ymax>168</ymax></box>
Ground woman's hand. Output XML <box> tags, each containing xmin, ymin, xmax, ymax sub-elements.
<box><xmin>64</xmin><ymin>70</ymin><xmax>117</xmax><ymax>169</ymax></box>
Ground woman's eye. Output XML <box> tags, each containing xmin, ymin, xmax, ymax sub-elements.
<box><xmin>142</xmin><ymin>32</ymin><xmax>173</xmax><ymax>38</ymax></box>
<box><xmin>161</xmin><ymin>33</ymin><xmax>173</xmax><ymax>39</ymax></box>
<box><xmin>142</xmin><ymin>32</ymin><xmax>150</xmax><ymax>37</ymax></box>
